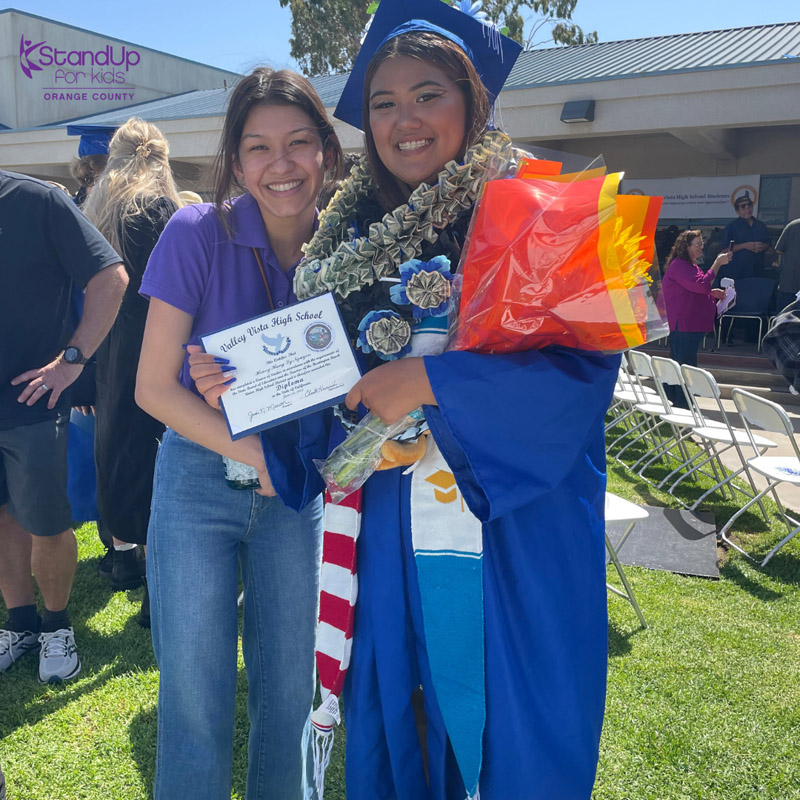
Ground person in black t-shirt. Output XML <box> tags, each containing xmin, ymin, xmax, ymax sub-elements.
<box><xmin>0</xmin><ymin>170</ymin><xmax>127</xmax><ymax>684</ymax></box>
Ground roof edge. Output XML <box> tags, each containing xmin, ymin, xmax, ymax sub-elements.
<box><xmin>524</xmin><ymin>19</ymin><xmax>800</xmax><ymax>54</ymax></box>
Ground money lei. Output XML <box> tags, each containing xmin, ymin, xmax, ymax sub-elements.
<box><xmin>294</xmin><ymin>130</ymin><xmax>517</xmax><ymax>302</ymax></box>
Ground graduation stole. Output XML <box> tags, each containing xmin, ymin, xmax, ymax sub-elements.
<box><xmin>306</xmin><ymin>452</ymin><xmax>486</xmax><ymax>800</ymax></box>
<box><xmin>304</xmin><ymin>488</ymin><xmax>361</xmax><ymax>798</ymax></box>
<box><xmin>410</xmin><ymin>437</ymin><xmax>485</xmax><ymax>800</ymax></box>
<box><xmin>306</xmin><ymin>320</ymin><xmax>486</xmax><ymax>799</ymax></box>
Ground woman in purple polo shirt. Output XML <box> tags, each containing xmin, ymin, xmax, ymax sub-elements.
<box><xmin>661</xmin><ymin>229</ymin><xmax>731</xmax><ymax>406</ymax></box>
<box><xmin>135</xmin><ymin>69</ymin><xmax>343</xmax><ymax>799</ymax></box>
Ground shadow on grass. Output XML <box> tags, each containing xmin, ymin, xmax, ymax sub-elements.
<box><xmin>0</xmin><ymin>557</ymin><xmax>155</xmax><ymax>739</ymax></box>
<box><xmin>761</xmin><ymin>548</ymin><xmax>800</xmax><ymax>586</ymax></box>
<box><xmin>719</xmin><ymin>558</ymin><xmax>784</xmax><ymax>601</ymax></box>
<box><xmin>608</xmin><ymin>618</ymin><xmax>636</xmax><ymax>658</ymax></box>
<box><xmin>128</xmin><ymin>705</ymin><xmax>156</xmax><ymax>796</ymax></box>
<box><xmin>720</xmin><ymin>541</ymin><xmax>800</xmax><ymax>592</ymax></box>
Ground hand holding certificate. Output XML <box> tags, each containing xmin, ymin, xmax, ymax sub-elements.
<box><xmin>199</xmin><ymin>293</ymin><xmax>361</xmax><ymax>439</ymax></box>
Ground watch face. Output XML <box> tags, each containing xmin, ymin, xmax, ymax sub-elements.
<box><xmin>65</xmin><ymin>346</ymin><xmax>81</xmax><ymax>364</ymax></box>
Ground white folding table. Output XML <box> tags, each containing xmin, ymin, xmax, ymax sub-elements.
<box><xmin>605</xmin><ymin>492</ymin><xmax>648</xmax><ymax>629</ymax></box>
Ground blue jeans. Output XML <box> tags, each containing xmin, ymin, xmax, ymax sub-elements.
<box><xmin>667</xmin><ymin>329</ymin><xmax>705</xmax><ymax>408</ymax></box>
<box><xmin>147</xmin><ymin>429</ymin><xmax>323</xmax><ymax>800</ymax></box>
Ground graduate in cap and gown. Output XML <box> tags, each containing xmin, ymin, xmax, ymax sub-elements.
<box><xmin>195</xmin><ymin>2</ymin><xmax>620</xmax><ymax>797</ymax></box>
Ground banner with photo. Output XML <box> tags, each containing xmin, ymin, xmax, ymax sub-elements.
<box><xmin>621</xmin><ymin>175</ymin><xmax>760</xmax><ymax>220</ymax></box>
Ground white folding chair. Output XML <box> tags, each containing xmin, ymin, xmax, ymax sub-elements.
<box><xmin>606</xmin><ymin>353</ymin><xmax>656</xmax><ymax>437</ymax></box>
<box><xmin>670</xmin><ymin>366</ymin><xmax>776</xmax><ymax>515</ymax></box>
<box><xmin>719</xmin><ymin>389</ymin><xmax>800</xmax><ymax>566</ymax></box>
<box><xmin>633</xmin><ymin>356</ymin><xmax>724</xmax><ymax>480</ymax></box>
<box><xmin>611</xmin><ymin>350</ymin><xmax>694</xmax><ymax>466</ymax></box>
<box><xmin>605</xmin><ymin>492</ymin><xmax>648</xmax><ymax>629</ymax></box>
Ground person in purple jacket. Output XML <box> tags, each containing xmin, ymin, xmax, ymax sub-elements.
<box><xmin>661</xmin><ymin>229</ymin><xmax>732</xmax><ymax>406</ymax></box>
<box><xmin>134</xmin><ymin>68</ymin><xmax>343</xmax><ymax>800</ymax></box>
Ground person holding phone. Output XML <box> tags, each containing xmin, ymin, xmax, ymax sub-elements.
<box><xmin>662</xmin><ymin>230</ymin><xmax>732</xmax><ymax>406</ymax></box>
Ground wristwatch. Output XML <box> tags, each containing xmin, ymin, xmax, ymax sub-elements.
<box><xmin>63</xmin><ymin>346</ymin><xmax>89</xmax><ymax>366</ymax></box>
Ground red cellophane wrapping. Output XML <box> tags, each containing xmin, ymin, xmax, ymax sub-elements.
<box><xmin>450</xmin><ymin>161</ymin><xmax>666</xmax><ymax>354</ymax></box>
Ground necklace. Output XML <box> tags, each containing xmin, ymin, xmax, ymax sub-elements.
<box><xmin>294</xmin><ymin>130</ymin><xmax>516</xmax><ymax>302</ymax></box>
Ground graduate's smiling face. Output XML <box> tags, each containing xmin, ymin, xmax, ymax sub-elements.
<box><xmin>367</xmin><ymin>55</ymin><xmax>467</xmax><ymax>188</ymax></box>
<box><xmin>234</xmin><ymin>103</ymin><xmax>327</xmax><ymax>227</ymax></box>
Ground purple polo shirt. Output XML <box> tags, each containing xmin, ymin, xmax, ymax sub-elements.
<box><xmin>661</xmin><ymin>257</ymin><xmax>717</xmax><ymax>333</ymax></box>
<box><xmin>140</xmin><ymin>192</ymin><xmax>301</xmax><ymax>392</ymax></box>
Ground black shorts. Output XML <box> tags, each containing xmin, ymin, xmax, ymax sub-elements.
<box><xmin>0</xmin><ymin>414</ymin><xmax>72</xmax><ymax>537</ymax></box>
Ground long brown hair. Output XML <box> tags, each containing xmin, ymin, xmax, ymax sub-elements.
<box><xmin>666</xmin><ymin>229</ymin><xmax>703</xmax><ymax>267</ymax></box>
<box><xmin>211</xmin><ymin>67</ymin><xmax>344</xmax><ymax>233</ymax></box>
<box><xmin>362</xmin><ymin>31</ymin><xmax>491</xmax><ymax>211</ymax></box>
<box><xmin>83</xmin><ymin>118</ymin><xmax>181</xmax><ymax>254</ymax></box>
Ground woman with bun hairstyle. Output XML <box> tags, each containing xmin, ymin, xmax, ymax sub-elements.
<box><xmin>83</xmin><ymin>118</ymin><xmax>181</xmax><ymax>623</ymax></box>
<box><xmin>135</xmin><ymin>69</ymin><xmax>342</xmax><ymax>799</ymax></box>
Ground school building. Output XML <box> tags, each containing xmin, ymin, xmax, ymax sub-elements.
<box><xmin>2</xmin><ymin>8</ymin><xmax>799</xmax><ymax>250</ymax></box>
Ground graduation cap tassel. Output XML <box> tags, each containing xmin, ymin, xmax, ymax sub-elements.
<box><xmin>481</xmin><ymin>19</ymin><xmax>504</xmax><ymax>61</ymax></box>
<box><xmin>307</xmin><ymin>708</ymin><xmax>336</xmax><ymax>799</ymax></box>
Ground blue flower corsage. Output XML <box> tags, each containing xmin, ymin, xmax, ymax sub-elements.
<box><xmin>389</xmin><ymin>256</ymin><xmax>454</xmax><ymax>319</ymax></box>
<box><xmin>357</xmin><ymin>310</ymin><xmax>412</xmax><ymax>361</ymax></box>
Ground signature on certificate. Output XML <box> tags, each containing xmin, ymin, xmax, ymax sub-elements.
<box><xmin>248</xmin><ymin>400</ymin><xmax>292</xmax><ymax>423</ymax></box>
<box><xmin>305</xmin><ymin>381</ymin><xmax>342</xmax><ymax>399</ymax></box>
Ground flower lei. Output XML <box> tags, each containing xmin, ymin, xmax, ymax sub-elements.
<box><xmin>294</xmin><ymin>130</ymin><xmax>516</xmax><ymax>302</ymax></box>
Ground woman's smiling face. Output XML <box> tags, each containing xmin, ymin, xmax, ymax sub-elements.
<box><xmin>367</xmin><ymin>55</ymin><xmax>467</xmax><ymax>188</ymax></box>
<box><xmin>687</xmin><ymin>235</ymin><xmax>704</xmax><ymax>263</ymax></box>
<box><xmin>234</xmin><ymin>103</ymin><xmax>326</xmax><ymax>228</ymax></box>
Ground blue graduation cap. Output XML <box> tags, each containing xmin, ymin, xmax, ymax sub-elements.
<box><xmin>66</xmin><ymin>124</ymin><xmax>118</xmax><ymax>157</ymax></box>
<box><xmin>335</xmin><ymin>0</ymin><xmax>522</xmax><ymax>130</ymax></box>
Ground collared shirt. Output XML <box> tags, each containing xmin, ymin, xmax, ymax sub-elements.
<box><xmin>720</xmin><ymin>216</ymin><xmax>770</xmax><ymax>280</ymax></box>
<box><xmin>141</xmin><ymin>192</ymin><xmax>305</xmax><ymax>393</ymax></box>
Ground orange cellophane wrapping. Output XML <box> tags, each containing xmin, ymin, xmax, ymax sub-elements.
<box><xmin>452</xmin><ymin>172</ymin><xmax>664</xmax><ymax>354</ymax></box>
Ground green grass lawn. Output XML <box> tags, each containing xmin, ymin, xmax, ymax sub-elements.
<box><xmin>1</xmin><ymin>435</ymin><xmax>800</xmax><ymax>799</ymax></box>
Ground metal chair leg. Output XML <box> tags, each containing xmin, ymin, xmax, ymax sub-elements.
<box><xmin>605</xmin><ymin>528</ymin><xmax>647</xmax><ymax>629</ymax></box>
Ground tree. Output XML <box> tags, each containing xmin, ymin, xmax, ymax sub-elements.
<box><xmin>482</xmin><ymin>1</ymin><xmax>597</xmax><ymax>48</ymax></box>
<box><xmin>279</xmin><ymin>0</ymin><xmax>371</xmax><ymax>76</ymax></box>
<box><xmin>280</xmin><ymin>0</ymin><xmax>597</xmax><ymax>77</ymax></box>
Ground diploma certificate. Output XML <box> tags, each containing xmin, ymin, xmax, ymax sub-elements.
<box><xmin>199</xmin><ymin>293</ymin><xmax>361</xmax><ymax>439</ymax></box>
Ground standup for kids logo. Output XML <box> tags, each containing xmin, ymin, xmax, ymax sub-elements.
<box><xmin>19</xmin><ymin>34</ymin><xmax>140</xmax><ymax>103</ymax></box>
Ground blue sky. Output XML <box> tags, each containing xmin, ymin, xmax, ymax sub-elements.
<box><xmin>9</xmin><ymin>0</ymin><xmax>800</xmax><ymax>74</ymax></box>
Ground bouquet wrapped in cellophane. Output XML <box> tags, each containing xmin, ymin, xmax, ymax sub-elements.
<box><xmin>319</xmin><ymin>158</ymin><xmax>667</xmax><ymax>501</ymax></box>
<box><xmin>451</xmin><ymin>157</ymin><xmax>667</xmax><ymax>352</ymax></box>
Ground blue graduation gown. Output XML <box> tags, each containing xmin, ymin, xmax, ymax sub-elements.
<box><xmin>262</xmin><ymin>346</ymin><xmax>619</xmax><ymax>799</ymax></box>
<box><xmin>345</xmin><ymin>347</ymin><xmax>619</xmax><ymax>800</ymax></box>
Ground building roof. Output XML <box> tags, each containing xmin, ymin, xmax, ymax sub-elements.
<box><xmin>27</xmin><ymin>20</ymin><xmax>800</xmax><ymax>130</ymax></box>
<box><xmin>506</xmin><ymin>20</ymin><xmax>800</xmax><ymax>89</ymax></box>
<box><xmin>41</xmin><ymin>89</ymin><xmax>234</xmax><ymax>128</ymax></box>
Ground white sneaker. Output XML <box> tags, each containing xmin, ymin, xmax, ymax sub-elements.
<box><xmin>38</xmin><ymin>628</ymin><xmax>81</xmax><ymax>684</ymax></box>
<box><xmin>0</xmin><ymin>629</ymin><xmax>41</xmax><ymax>672</ymax></box>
